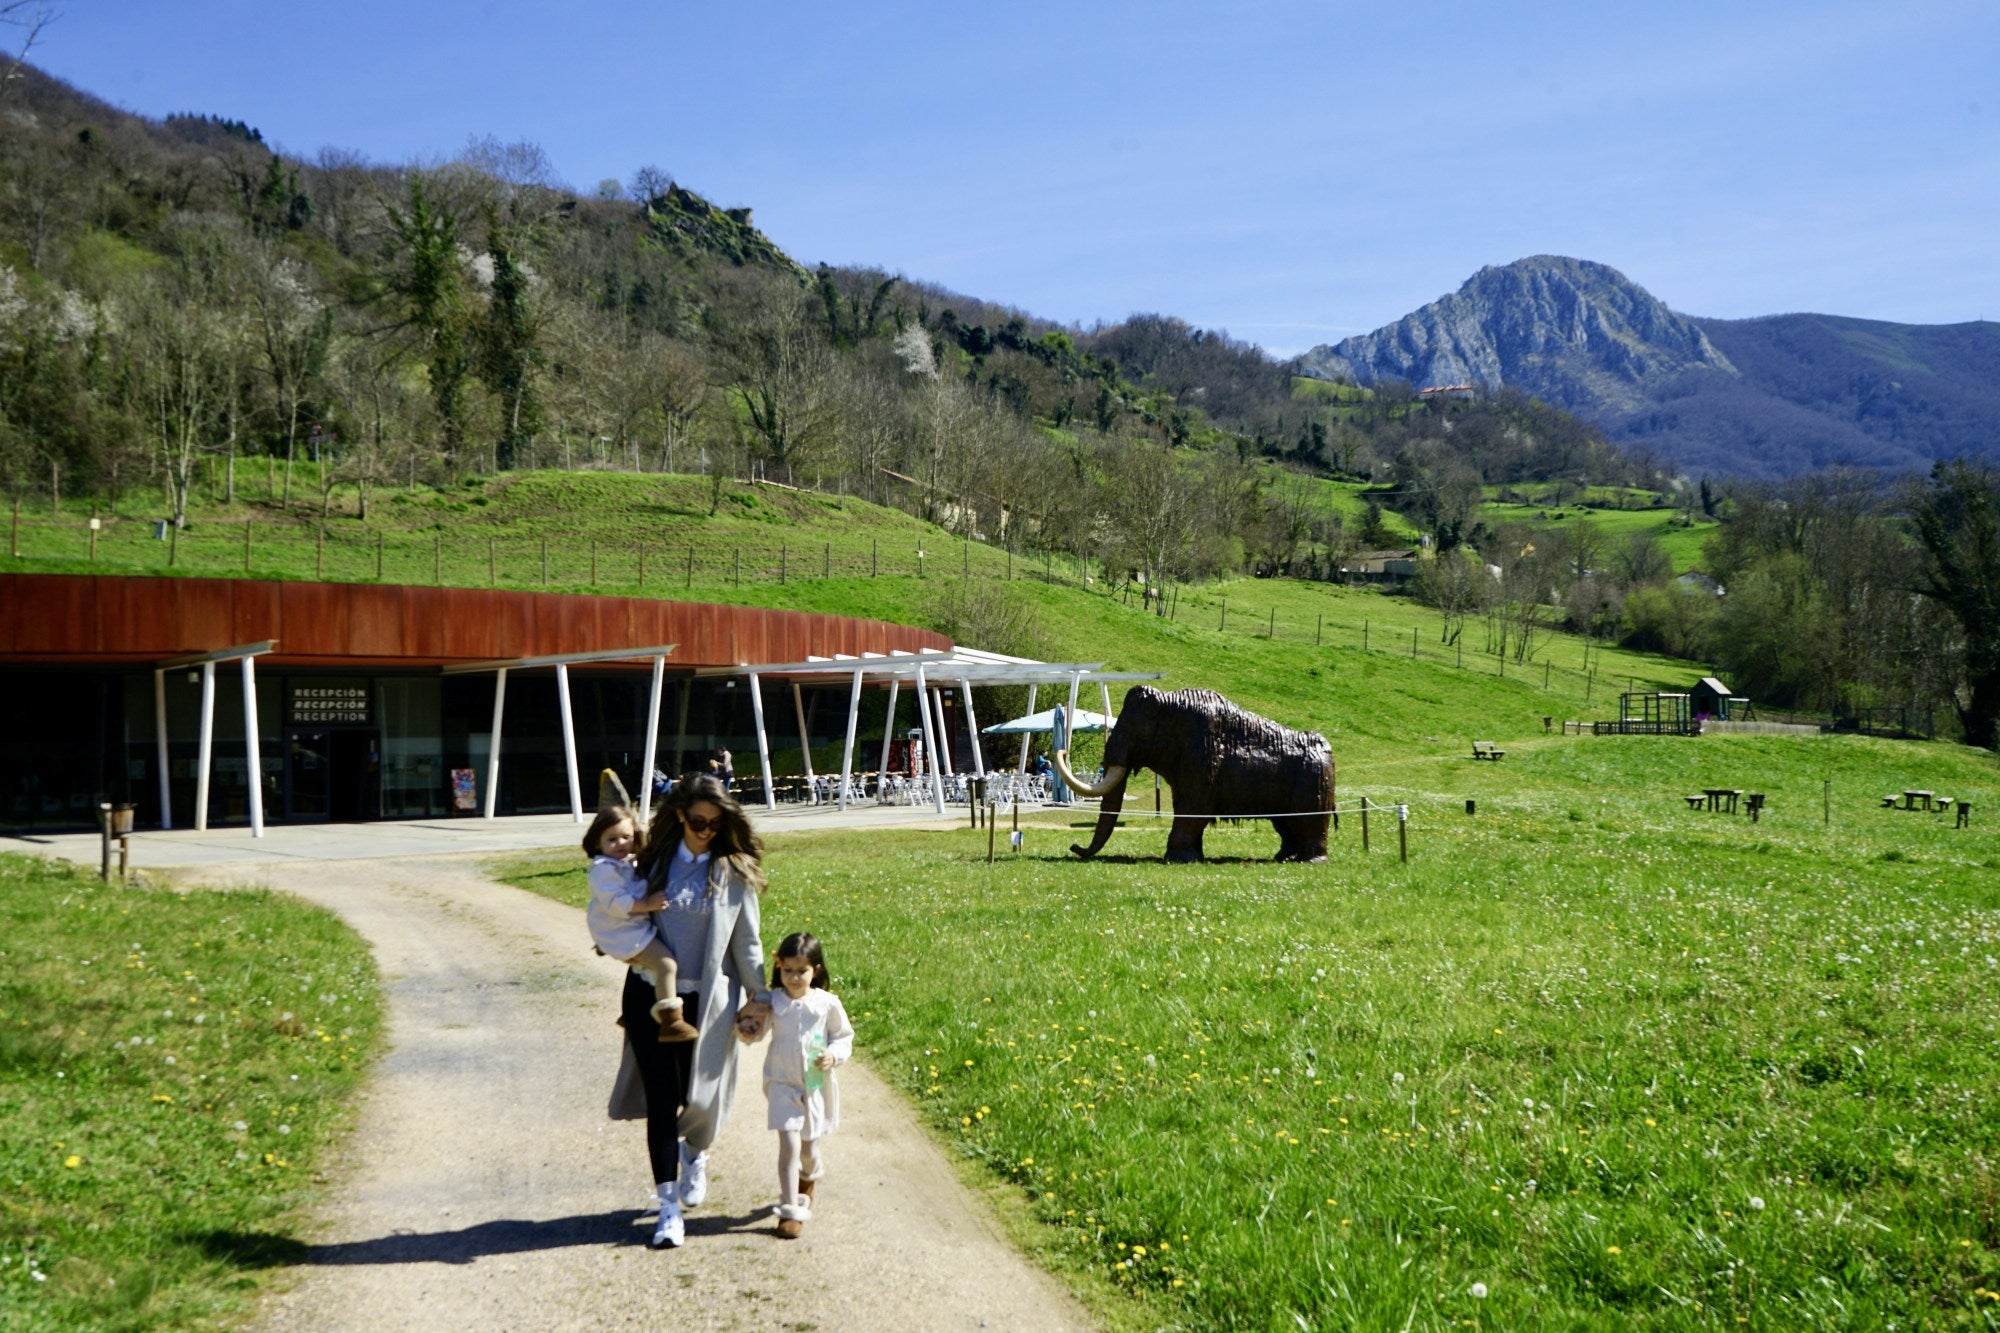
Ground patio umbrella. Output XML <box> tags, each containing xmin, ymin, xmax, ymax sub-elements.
<box><xmin>980</xmin><ymin>707</ymin><xmax>1112</xmax><ymax>735</ymax></box>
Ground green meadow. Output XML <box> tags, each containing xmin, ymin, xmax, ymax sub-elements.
<box><xmin>497</xmin><ymin>725</ymin><xmax>2000</xmax><ymax>1330</ymax></box>
<box><xmin>0</xmin><ymin>857</ymin><xmax>384</xmax><ymax>1331</ymax></box>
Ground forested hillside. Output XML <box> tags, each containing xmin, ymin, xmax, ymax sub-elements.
<box><xmin>0</xmin><ymin>63</ymin><xmax>1658</xmax><ymax>600</ymax></box>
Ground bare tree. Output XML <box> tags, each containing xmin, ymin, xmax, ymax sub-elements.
<box><xmin>0</xmin><ymin>2</ymin><xmax>55</xmax><ymax>104</ymax></box>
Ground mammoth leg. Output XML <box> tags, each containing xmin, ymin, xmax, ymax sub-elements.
<box><xmin>1272</xmin><ymin>814</ymin><xmax>1330</xmax><ymax>863</ymax></box>
<box><xmin>1166</xmin><ymin>815</ymin><xmax>1210</xmax><ymax>863</ymax></box>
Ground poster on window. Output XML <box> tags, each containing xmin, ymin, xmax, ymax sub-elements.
<box><xmin>450</xmin><ymin>768</ymin><xmax>477</xmax><ymax>811</ymax></box>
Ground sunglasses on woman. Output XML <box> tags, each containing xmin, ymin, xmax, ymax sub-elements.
<box><xmin>681</xmin><ymin>813</ymin><xmax>719</xmax><ymax>834</ymax></box>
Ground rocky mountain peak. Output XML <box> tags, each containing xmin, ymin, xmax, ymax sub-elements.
<box><xmin>1298</xmin><ymin>255</ymin><xmax>1735</xmax><ymax>415</ymax></box>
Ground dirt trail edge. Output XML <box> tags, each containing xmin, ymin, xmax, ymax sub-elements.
<box><xmin>188</xmin><ymin>854</ymin><xmax>1092</xmax><ymax>1333</ymax></box>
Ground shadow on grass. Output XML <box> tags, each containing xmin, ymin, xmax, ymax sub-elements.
<box><xmin>195</xmin><ymin>1207</ymin><xmax>775</xmax><ymax>1268</ymax></box>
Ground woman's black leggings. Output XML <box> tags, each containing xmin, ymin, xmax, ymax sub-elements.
<box><xmin>621</xmin><ymin>969</ymin><xmax>698</xmax><ymax>1183</ymax></box>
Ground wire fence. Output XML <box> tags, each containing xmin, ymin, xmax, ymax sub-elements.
<box><xmin>10</xmin><ymin>509</ymin><xmax>1689</xmax><ymax>716</ymax></box>
<box><xmin>2</xmin><ymin>510</ymin><xmax>1101</xmax><ymax>593</ymax></box>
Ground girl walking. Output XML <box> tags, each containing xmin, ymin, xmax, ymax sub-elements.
<box><xmin>762</xmin><ymin>931</ymin><xmax>854</xmax><ymax>1239</ymax></box>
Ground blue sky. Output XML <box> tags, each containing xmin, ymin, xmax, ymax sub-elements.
<box><xmin>28</xmin><ymin>0</ymin><xmax>1999</xmax><ymax>355</ymax></box>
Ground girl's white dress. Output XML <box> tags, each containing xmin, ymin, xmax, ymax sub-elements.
<box><xmin>762</xmin><ymin>988</ymin><xmax>854</xmax><ymax>1138</ymax></box>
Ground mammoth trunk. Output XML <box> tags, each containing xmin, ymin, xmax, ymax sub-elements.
<box><xmin>1070</xmin><ymin>772</ymin><xmax>1130</xmax><ymax>858</ymax></box>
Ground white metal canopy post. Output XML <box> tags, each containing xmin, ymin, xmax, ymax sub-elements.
<box><xmin>913</xmin><ymin>665</ymin><xmax>945</xmax><ymax>811</ymax></box>
<box><xmin>556</xmin><ymin>663</ymin><xmax>583</xmax><ymax>823</ymax></box>
<box><xmin>959</xmin><ymin>680</ymin><xmax>985</xmax><ymax>776</ymax></box>
<box><xmin>193</xmin><ymin>662</ymin><xmax>216</xmax><ymax>832</ymax></box>
<box><xmin>747</xmin><ymin>671</ymin><xmax>776</xmax><ymax>811</ymax></box>
<box><xmin>838</xmin><ymin>668</ymin><xmax>863</xmax><ymax>811</ymax></box>
<box><xmin>1016</xmin><ymin>683</ymin><xmax>1037</xmax><ymax>774</ymax></box>
<box><xmin>930</xmin><ymin>687</ymin><xmax>954</xmax><ymax>775</ymax></box>
<box><xmin>241</xmin><ymin>656</ymin><xmax>264</xmax><ymax>837</ymax></box>
<box><xmin>640</xmin><ymin>656</ymin><xmax>665</xmax><ymax>826</ymax></box>
<box><xmin>153</xmin><ymin>669</ymin><xmax>170</xmax><ymax>830</ymax></box>
<box><xmin>792</xmin><ymin>682</ymin><xmax>817</xmax><ymax>803</ymax></box>
<box><xmin>1100</xmin><ymin>680</ymin><xmax>1115</xmax><ymax>733</ymax></box>
<box><xmin>484</xmin><ymin>668</ymin><xmax>508</xmax><ymax>820</ymax></box>
<box><xmin>877</xmin><ymin>679</ymin><xmax>900</xmax><ymax>789</ymax></box>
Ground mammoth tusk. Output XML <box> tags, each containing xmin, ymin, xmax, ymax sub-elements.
<box><xmin>1051</xmin><ymin>750</ymin><xmax>1126</xmax><ymax>800</ymax></box>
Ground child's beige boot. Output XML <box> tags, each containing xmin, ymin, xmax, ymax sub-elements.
<box><xmin>651</xmin><ymin>997</ymin><xmax>699</xmax><ymax>1043</ymax></box>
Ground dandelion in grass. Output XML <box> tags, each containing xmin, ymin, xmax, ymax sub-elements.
<box><xmin>1470</xmin><ymin>1282</ymin><xmax>1489</xmax><ymax>1299</ymax></box>
<box><xmin>1749</xmin><ymin>1196</ymin><xmax>1765</xmax><ymax>1211</ymax></box>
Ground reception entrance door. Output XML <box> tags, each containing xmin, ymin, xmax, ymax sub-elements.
<box><xmin>284</xmin><ymin>728</ymin><xmax>381</xmax><ymax>822</ymax></box>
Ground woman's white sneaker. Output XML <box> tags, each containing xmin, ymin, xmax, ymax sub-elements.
<box><xmin>650</xmin><ymin>1183</ymin><xmax>684</xmax><ymax>1249</ymax></box>
<box><xmin>677</xmin><ymin>1144</ymin><xmax>709</xmax><ymax>1207</ymax></box>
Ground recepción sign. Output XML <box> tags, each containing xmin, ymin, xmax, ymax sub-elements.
<box><xmin>289</xmin><ymin>685</ymin><xmax>369</xmax><ymax>725</ymax></box>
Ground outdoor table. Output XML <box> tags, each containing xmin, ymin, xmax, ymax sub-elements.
<box><xmin>1703</xmin><ymin>788</ymin><xmax>1743</xmax><ymax>813</ymax></box>
<box><xmin>1902</xmin><ymin>790</ymin><xmax>1934</xmax><ymax>811</ymax></box>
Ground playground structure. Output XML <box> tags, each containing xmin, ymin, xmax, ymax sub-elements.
<box><xmin>1591</xmin><ymin>692</ymin><xmax>1694</xmax><ymax>736</ymax></box>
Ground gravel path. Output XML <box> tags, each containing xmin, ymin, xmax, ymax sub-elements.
<box><xmin>187</xmin><ymin>854</ymin><xmax>1092</xmax><ymax>1332</ymax></box>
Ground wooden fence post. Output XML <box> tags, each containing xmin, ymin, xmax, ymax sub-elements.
<box><xmin>734</xmin><ymin>547</ymin><xmax>741</xmax><ymax>586</ymax></box>
<box><xmin>1360</xmin><ymin>800</ymin><xmax>1369</xmax><ymax>853</ymax></box>
<box><xmin>1411</xmin><ymin>627</ymin><xmax>1417</xmax><ymax>658</ymax></box>
<box><xmin>1397</xmin><ymin>803</ymin><xmax>1408</xmax><ymax>863</ymax></box>
<box><xmin>824</xmin><ymin>542</ymin><xmax>830</xmax><ymax>578</ymax></box>
<box><xmin>540</xmin><ymin>537</ymin><xmax>548</xmax><ymax>585</ymax></box>
<box><xmin>1268</xmin><ymin>607</ymin><xmax>1275</xmax><ymax>638</ymax></box>
<box><xmin>488</xmin><ymin>538</ymin><xmax>496</xmax><ymax>585</ymax></box>
<box><xmin>243</xmin><ymin>521</ymin><xmax>252</xmax><ymax>571</ymax></box>
<box><xmin>377</xmin><ymin>530</ymin><xmax>385</xmax><ymax>580</ymax></box>
<box><xmin>590</xmin><ymin>539</ymin><xmax>598</xmax><ymax>585</ymax></box>
<box><xmin>434</xmin><ymin>531</ymin><xmax>442</xmax><ymax>585</ymax></box>
<box><xmin>1220</xmin><ymin>598</ymin><xmax>1227</xmax><ymax>631</ymax></box>
<box><xmin>317</xmin><ymin>527</ymin><xmax>325</xmax><ymax>578</ymax></box>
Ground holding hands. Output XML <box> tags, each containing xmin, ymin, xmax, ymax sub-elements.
<box><xmin>735</xmin><ymin>998</ymin><xmax>773</xmax><ymax>1043</ymax></box>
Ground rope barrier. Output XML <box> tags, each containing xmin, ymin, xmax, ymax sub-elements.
<box><xmin>987</xmin><ymin>795</ymin><xmax>1407</xmax><ymax>821</ymax></box>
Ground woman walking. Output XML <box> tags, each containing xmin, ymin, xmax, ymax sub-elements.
<box><xmin>616</xmin><ymin>774</ymin><xmax>772</xmax><ymax>1248</ymax></box>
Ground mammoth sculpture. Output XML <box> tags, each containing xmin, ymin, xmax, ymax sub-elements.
<box><xmin>1052</xmin><ymin>685</ymin><xmax>1335</xmax><ymax>863</ymax></box>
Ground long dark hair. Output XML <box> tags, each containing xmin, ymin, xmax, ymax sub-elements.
<box><xmin>772</xmin><ymin>931</ymin><xmax>829</xmax><ymax>990</ymax></box>
<box><xmin>637</xmin><ymin>773</ymin><xmax>765</xmax><ymax>893</ymax></box>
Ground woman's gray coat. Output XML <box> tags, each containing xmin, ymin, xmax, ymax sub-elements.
<box><xmin>607</xmin><ymin>859</ymin><xmax>768</xmax><ymax>1151</ymax></box>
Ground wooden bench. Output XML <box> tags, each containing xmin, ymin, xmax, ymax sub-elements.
<box><xmin>1684</xmin><ymin>794</ymin><xmax>1706</xmax><ymax>809</ymax></box>
<box><xmin>1881</xmin><ymin>794</ymin><xmax>1899</xmax><ymax>808</ymax></box>
<box><xmin>1956</xmin><ymin>801</ymin><xmax>1973</xmax><ymax>829</ymax></box>
<box><xmin>1471</xmin><ymin>741</ymin><xmax>1504</xmax><ymax>761</ymax></box>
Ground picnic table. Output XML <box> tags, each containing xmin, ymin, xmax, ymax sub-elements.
<box><xmin>1902</xmin><ymin>790</ymin><xmax>1935</xmax><ymax>811</ymax></box>
<box><xmin>1703</xmin><ymin>788</ymin><xmax>1743</xmax><ymax>813</ymax></box>
<box><xmin>1471</xmin><ymin>741</ymin><xmax>1505</xmax><ymax>761</ymax></box>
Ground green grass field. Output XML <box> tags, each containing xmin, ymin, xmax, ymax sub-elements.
<box><xmin>0</xmin><ymin>856</ymin><xmax>383</xmax><ymax>1331</ymax></box>
<box><xmin>494</xmin><ymin>727</ymin><xmax>2000</xmax><ymax>1330</ymax></box>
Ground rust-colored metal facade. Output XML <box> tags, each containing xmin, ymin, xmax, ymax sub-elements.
<box><xmin>0</xmin><ymin>574</ymin><xmax>951</xmax><ymax>667</ymax></box>
<box><xmin>0</xmin><ymin>574</ymin><xmax>956</xmax><ymax>831</ymax></box>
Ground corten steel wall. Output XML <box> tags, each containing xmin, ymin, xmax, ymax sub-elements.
<box><xmin>0</xmin><ymin>574</ymin><xmax>951</xmax><ymax>668</ymax></box>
